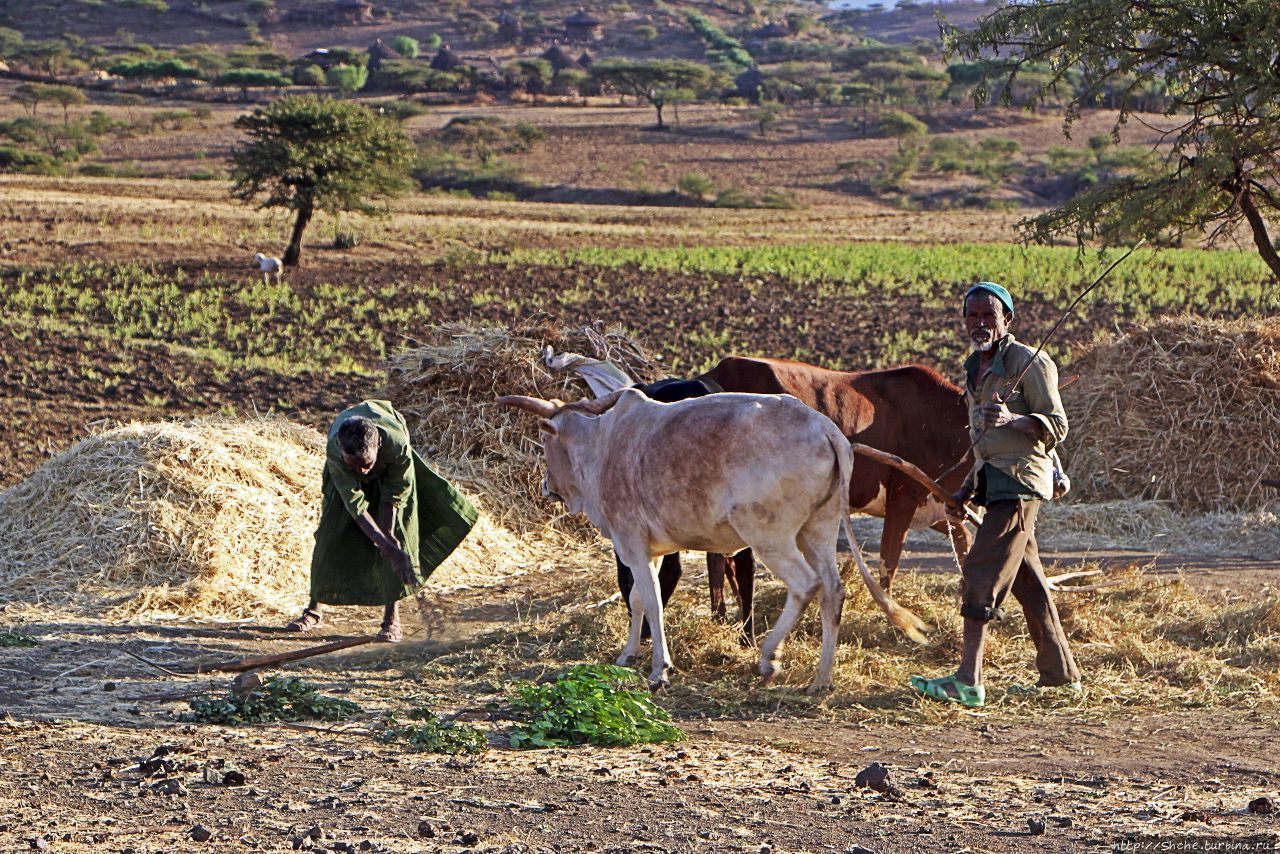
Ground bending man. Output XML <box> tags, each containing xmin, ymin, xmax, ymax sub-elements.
<box><xmin>286</xmin><ymin>400</ymin><xmax>478</xmax><ymax>642</ymax></box>
<box><xmin>911</xmin><ymin>282</ymin><xmax>1081</xmax><ymax>707</ymax></box>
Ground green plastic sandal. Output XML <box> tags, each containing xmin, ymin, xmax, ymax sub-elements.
<box><xmin>909</xmin><ymin>674</ymin><xmax>986</xmax><ymax>708</ymax></box>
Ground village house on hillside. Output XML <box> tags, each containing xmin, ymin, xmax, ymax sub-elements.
<box><xmin>495</xmin><ymin>10</ymin><xmax>522</xmax><ymax>42</ymax></box>
<box><xmin>540</xmin><ymin>41</ymin><xmax>581</xmax><ymax>72</ymax></box>
<box><xmin>563</xmin><ymin>9</ymin><xmax>604</xmax><ymax>43</ymax></box>
<box><xmin>366</xmin><ymin>38</ymin><xmax>401</xmax><ymax>70</ymax></box>
<box><xmin>430</xmin><ymin>43</ymin><xmax>464</xmax><ymax>71</ymax></box>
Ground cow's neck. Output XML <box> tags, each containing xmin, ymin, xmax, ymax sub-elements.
<box><xmin>564</xmin><ymin>413</ymin><xmax>613</xmax><ymax>536</ymax></box>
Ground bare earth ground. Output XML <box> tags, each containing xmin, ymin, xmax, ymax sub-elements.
<box><xmin>3</xmin><ymin>551</ymin><xmax>1279</xmax><ymax>854</ymax></box>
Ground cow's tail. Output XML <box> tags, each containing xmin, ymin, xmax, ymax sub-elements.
<box><xmin>828</xmin><ymin>432</ymin><xmax>931</xmax><ymax>645</ymax></box>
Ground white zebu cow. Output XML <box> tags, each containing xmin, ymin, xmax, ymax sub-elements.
<box><xmin>499</xmin><ymin>388</ymin><xmax>928</xmax><ymax>693</ymax></box>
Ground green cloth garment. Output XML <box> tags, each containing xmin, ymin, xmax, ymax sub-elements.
<box><xmin>310</xmin><ymin>400</ymin><xmax>478</xmax><ymax>607</ymax></box>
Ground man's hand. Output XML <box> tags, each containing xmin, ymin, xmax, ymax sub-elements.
<box><xmin>946</xmin><ymin>487</ymin><xmax>972</xmax><ymax>519</ymax></box>
<box><xmin>980</xmin><ymin>394</ymin><xmax>1018</xmax><ymax>429</ymax></box>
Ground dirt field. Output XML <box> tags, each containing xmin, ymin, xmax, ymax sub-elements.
<box><xmin>3</xmin><ymin>552</ymin><xmax>1279</xmax><ymax>853</ymax></box>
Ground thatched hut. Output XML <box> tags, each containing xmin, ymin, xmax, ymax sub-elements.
<box><xmin>735</xmin><ymin>65</ymin><xmax>765</xmax><ymax>103</ymax></box>
<box><xmin>331</xmin><ymin>0</ymin><xmax>373</xmax><ymax>25</ymax></box>
<box><xmin>366</xmin><ymin>38</ymin><xmax>402</xmax><ymax>70</ymax></box>
<box><xmin>576</xmin><ymin>50</ymin><xmax>594</xmax><ymax>69</ymax></box>
<box><xmin>563</xmin><ymin>8</ymin><xmax>604</xmax><ymax>43</ymax></box>
<box><xmin>430</xmin><ymin>44</ymin><xmax>464</xmax><ymax>71</ymax></box>
<box><xmin>540</xmin><ymin>41</ymin><xmax>581</xmax><ymax>72</ymax></box>
<box><xmin>755</xmin><ymin>20</ymin><xmax>791</xmax><ymax>38</ymax></box>
<box><xmin>496</xmin><ymin>10</ymin><xmax>522</xmax><ymax>42</ymax></box>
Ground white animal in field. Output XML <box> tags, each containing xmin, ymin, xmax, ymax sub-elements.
<box><xmin>254</xmin><ymin>252</ymin><xmax>283</xmax><ymax>284</ymax></box>
<box><xmin>498</xmin><ymin>389</ymin><xmax>929</xmax><ymax>693</ymax></box>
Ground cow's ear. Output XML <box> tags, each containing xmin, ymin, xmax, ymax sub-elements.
<box><xmin>539</xmin><ymin>420</ymin><xmax>558</xmax><ymax>437</ymax></box>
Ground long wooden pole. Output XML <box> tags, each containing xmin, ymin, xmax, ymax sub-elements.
<box><xmin>185</xmin><ymin>636</ymin><xmax>376</xmax><ymax>675</ymax></box>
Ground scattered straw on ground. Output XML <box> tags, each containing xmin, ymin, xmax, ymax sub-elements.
<box><xmin>385</xmin><ymin>321</ymin><xmax>661</xmax><ymax>545</ymax></box>
<box><xmin>1063</xmin><ymin>315</ymin><xmax>1280</xmax><ymax>512</ymax></box>
<box><xmin>1040</xmin><ymin>500</ymin><xmax>1280</xmax><ymax>560</ymax></box>
<box><xmin>421</xmin><ymin>563</ymin><xmax>1280</xmax><ymax>718</ymax></box>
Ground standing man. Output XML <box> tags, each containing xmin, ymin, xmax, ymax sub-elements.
<box><xmin>910</xmin><ymin>282</ymin><xmax>1081</xmax><ymax>707</ymax></box>
<box><xmin>286</xmin><ymin>400</ymin><xmax>478</xmax><ymax>642</ymax></box>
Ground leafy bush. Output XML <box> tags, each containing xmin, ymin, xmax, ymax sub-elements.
<box><xmin>676</xmin><ymin>171</ymin><xmax>714</xmax><ymax>199</ymax></box>
<box><xmin>0</xmin><ymin>630</ymin><xmax>38</xmax><ymax>647</ymax></box>
<box><xmin>508</xmin><ymin>664</ymin><xmax>684</xmax><ymax>749</ymax></box>
<box><xmin>379</xmin><ymin>708</ymin><xmax>488</xmax><ymax>754</ymax></box>
<box><xmin>391</xmin><ymin>35</ymin><xmax>419</xmax><ymax>59</ymax></box>
<box><xmin>376</xmin><ymin>99</ymin><xmax>428</xmax><ymax>121</ymax></box>
<box><xmin>293</xmin><ymin>63</ymin><xmax>325</xmax><ymax>87</ymax></box>
<box><xmin>106</xmin><ymin>58</ymin><xmax>201</xmax><ymax>81</ymax></box>
<box><xmin>326</xmin><ymin>64</ymin><xmax>369</xmax><ymax>94</ymax></box>
<box><xmin>333</xmin><ymin>230</ymin><xmax>360</xmax><ymax>248</ymax></box>
<box><xmin>182</xmin><ymin>676</ymin><xmax>362</xmax><ymax>724</ymax></box>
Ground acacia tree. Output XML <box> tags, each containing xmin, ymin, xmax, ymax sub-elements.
<box><xmin>229</xmin><ymin>96</ymin><xmax>414</xmax><ymax>266</ymax></box>
<box><xmin>945</xmin><ymin>0</ymin><xmax>1280</xmax><ymax>281</ymax></box>
<box><xmin>590</xmin><ymin>58</ymin><xmax>712</xmax><ymax>129</ymax></box>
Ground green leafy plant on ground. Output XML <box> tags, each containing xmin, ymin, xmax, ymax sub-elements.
<box><xmin>182</xmin><ymin>676</ymin><xmax>362</xmax><ymax>724</ymax></box>
<box><xmin>508</xmin><ymin>664</ymin><xmax>684</xmax><ymax>748</ymax></box>
<box><xmin>379</xmin><ymin>708</ymin><xmax>488</xmax><ymax>754</ymax></box>
<box><xmin>0</xmin><ymin>630</ymin><xmax>38</xmax><ymax>647</ymax></box>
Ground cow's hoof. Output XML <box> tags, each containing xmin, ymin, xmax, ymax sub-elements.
<box><xmin>759</xmin><ymin>666</ymin><xmax>777</xmax><ymax>688</ymax></box>
<box><xmin>616</xmin><ymin>653</ymin><xmax>634</xmax><ymax>668</ymax></box>
<box><xmin>648</xmin><ymin>675</ymin><xmax>670</xmax><ymax>693</ymax></box>
<box><xmin>806</xmin><ymin>683</ymin><xmax>835</xmax><ymax>697</ymax></box>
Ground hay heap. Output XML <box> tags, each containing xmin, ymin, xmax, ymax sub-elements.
<box><xmin>385</xmin><ymin>321</ymin><xmax>661</xmax><ymax>543</ymax></box>
<box><xmin>0</xmin><ymin>419</ymin><xmax>321</xmax><ymax>619</ymax></box>
<box><xmin>1062</xmin><ymin>315</ymin><xmax>1280</xmax><ymax>513</ymax></box>
<box><xmin>0</xmin><ymin>418</ymin><xmax>544</xmax><ymax>619</ymax></box>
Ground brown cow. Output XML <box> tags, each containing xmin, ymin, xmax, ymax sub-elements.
<box><xmin>698</xmin><ymin>357</ymin><xmax>974</xmax><ymax>597</ymax></box>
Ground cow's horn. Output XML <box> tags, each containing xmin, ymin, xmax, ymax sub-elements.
<box><xmin>496</xmin><ymin>395</ymin><xmax>559</xmax><ymax>418</ymax></box>
<box><xmin>565</xmin><ymin>388</ymin><xmax>627</xmax><ymax>416</ymax></box>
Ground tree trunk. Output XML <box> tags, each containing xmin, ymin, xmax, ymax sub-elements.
<box><xmin>653</xmin><ymin>101</ymin><xmax>665</xmax><ymax>129</ymax></box>
<box><xmin>282</xmin><ymin>204</ymin><xmax>313</xmax><ymax>267</ymax></box>
<box><xmin>1238</xmin><ymin>187</ymin><xmax>1280</xmax><ymax>284</ymax></box>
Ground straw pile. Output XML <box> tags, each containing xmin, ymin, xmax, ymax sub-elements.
<box><xmin>0</xmin><ymin>418</ymin><xmax>322</xmax><ymax>619</ymax></box>
<box><xmin>1040</xmin><ymin>500</ymin><xmax>1280</xmax><ymax>560</ymax></box>
<box><xmin>0</xmin><ymin>418</ymin><xmax>549</xmax><ymax>619</ymax></box>
<box><xmin>1061</xmin><ymin>315</ymin><xmax>1280</xmax><ymax>512</ymax></box>
<box><xmin>385</xmin><ymin>321</ymin><xmax>662</xmax><ymax>543</ymax></box>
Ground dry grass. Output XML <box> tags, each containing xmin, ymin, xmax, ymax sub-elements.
<box><xmin>421</xmin><ymin>562</ymin><xmax>1280</xmax><ymax>720</ymax></box>
<box><xmin>1063</xmin><ymin>315</ymin><xmax>1280</xmax><ymax>512</ymax></box>
<box><xmin>0</xmin><ymin>417</ymin><xmax>321</xmax><ymax>619</ymax></box>
<box><xmin>1040</xmin><ymin>500</ymin><xmax>1280</xmax><ymax>559</ymax></box>
<box><xmin>385</xmin><ymin>321</ymin><xmax>661</xmax><ymax>544</ymax></box>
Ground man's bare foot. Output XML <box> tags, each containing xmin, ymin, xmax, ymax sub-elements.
<box><xmin>285</xmin><ymin>608</ymin><xmax>322</xmax><ymax>632</ymax></box>
<box><xmin>376</xmin><ymin>621</ymin><xmax>402</xmax><ymax>643</ymax></box>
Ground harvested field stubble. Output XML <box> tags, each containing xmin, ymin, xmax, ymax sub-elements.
<box><xmin>1063</xmin><ymin>315</ymin><xmax>1280</xmax><ymax>512</ymax></box>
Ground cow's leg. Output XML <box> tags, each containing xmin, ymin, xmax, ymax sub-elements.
<box><xmin>615</xmin><ymin>542</ymin><xmax>671</xmax><ymax>690</ymax></box>
<box><xmin>879</xmin><ymin>495</ymin><xmax>915</xmax><ymax>595</ymax></box>
<box><xmin>732</xmin><ymin>549</ymin><xmax>756</xmax><ymax>645</ymax></box>
<box><xmin>751</xmin><ymin>544</ymin><xmax>820</xmax><ymax>688</ymax></box>
<box><xmin>798</xmin><ymin>526</ymin><xmax>845</xmax><ymax>693</ymax></box>
<box><xmin>707</xmin><ymin>553</ymin><xmax>729</xmax><ymax>623</ymax></box>
<box><xmin>619</xmin><ymin>552</ymin><xmax>682</xmax><ymax>641</ymax></box>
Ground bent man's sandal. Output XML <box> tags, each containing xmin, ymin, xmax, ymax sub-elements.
<box><xmin>909</xmin><ymin>674</ymin><xmax>986</xmax><ymax>708</ymax></box>
<box><xmin>285</xmin><ymin>608</ymin><xmax>323</xmax><ymax>632</ymax></box>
